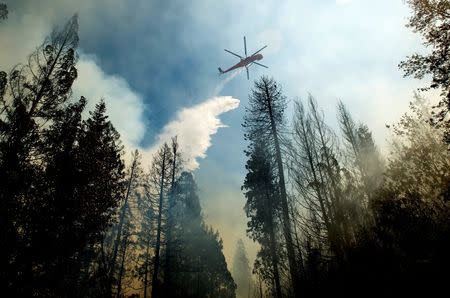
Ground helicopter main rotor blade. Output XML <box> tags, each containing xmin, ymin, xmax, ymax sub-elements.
<box><xmin>224</xmin><ymin>49</ymin><xmax>243</xmax><ymax>59</ymax></box>
<box><xmin>244</xmin><ymin>36</ymin><xmax>247</xmax><ymax>57</ymax></box>
<box><xmin>246</xmin><ymin>66</ymin><xmax>249</xmax><ymax>80</ymax></box>
<box><xmin>250</xmin><ymin>45</ymin><xmax>267</xmax><ymax>57</ymax></box>
<box><xmin>253</xmin><ymin>61</ymin><xmax>268</xmax><ymax>68</ymax></box>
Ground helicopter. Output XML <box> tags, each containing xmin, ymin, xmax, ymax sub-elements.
<box><xmin>218</xmin><ymin>36</ymin><xmax>268</xmax><ymax>80</ymax></box>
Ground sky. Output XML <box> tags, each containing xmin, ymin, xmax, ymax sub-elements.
<box><xmin>0</xmin><ymin>0</ymin><xmax>432</xmax><ymax>270</ymax></box>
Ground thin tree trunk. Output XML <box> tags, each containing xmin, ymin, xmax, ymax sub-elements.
<box><xmin>310</xmin><ymin>104</ymin><xmax>348</xmax><ymax>259</ymax></box>
<box><xmin>151</xmin><ymin>149</ymin><xmax>167</xmax><ymax>298</ymax></box>
<box><xmin>116</xmin><ymin>231</ymin><xmax>129</xmax><ymax>298</ymax></box>
<box><xmin>296</xmin><ymin>116</ymin><xmax>332</xmax><ymax>233</ymax></box>
<box><xmin>266</xmin><ymin>191</ymin><xmax>282</xmax><ymax>298</ymax></box>
<box><xmin>164</xmin><ymin>138</ymin><xmax>178</xmax><ymax>293</ymax></box>
<box><xmin>110</xmin><ymin>155</ymin><xmax>137</xmax><ymax>281</ymax></box>
<box><xmin>264</xmin><ymin>84</ymin><xmax>300</xmax><ymax>296</ymax></box>
<box><xmin>143</xmin><ymin>242</ymin><xmax>150</xmax><ymax>298</ymax></box>
<box><xmin>290</xmin><ymin>202</ymin><xmax>305</xmax><ymax>278</ymax></box>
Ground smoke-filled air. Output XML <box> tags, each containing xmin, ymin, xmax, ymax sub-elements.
<box><xmin>0</xmin><ymin>1</ymin><xmax>449</xmax><ymax>297</ymax></box>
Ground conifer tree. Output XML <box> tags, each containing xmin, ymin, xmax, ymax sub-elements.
<box><xmin>163</xmin><ymin>137</ymin><xmax>182</xmax><ymax>295</ymax></box>
<box><xmin>337</xmin><ymin>101</ymin><xmax>384</xmax><ymax>205</ymax></box>
<box><xmin>75</xmin><ymin>100</ymin><xmax>125</xmax><ymax>296</ymax></box>
<box><xmin>110</xmin><ymin>149</ymin><xmax>143</xmax><ymax>285</ymax></box>
<box><xmin>0</xmin><ymin>15</ymin><xmax>80</xmax><ymax>295</ymax></box>
<box><xmin>243</xmin><ymin>140</ymin><xmax>282</xmax><ymax>298</ymax></box>
<box><xmin>38</xmin><ymin>96</ymin><xmax>87</xmax><ymax>295</ymax></box>
<box><xmin>243</xmin><ymin>76</ymin><xmax>300</xmax><ymax>295</ymax></box>
<box><xmin>135</xmin><ymin>176</ymin><xmax>156</xmax><ymax>298</ymax></box>
<box><xmin>165</xmin><ymin>171</ymin><xmax>236</xmax><ymax>298</ymax></box>
<box><xmin>150</xmin><ymin>143</ymin><xmax>173</xmax><ymax>298</ymax></box>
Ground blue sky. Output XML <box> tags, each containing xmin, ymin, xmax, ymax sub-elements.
<box><xmin>0</xmin><ymin>0</ymin><xmax>431</xmax><ymax>266</ymax></box>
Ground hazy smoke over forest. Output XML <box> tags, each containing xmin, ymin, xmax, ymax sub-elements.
<box><xmin>0</xmin><ymin>1</ymin><xmax>449</xmax><ymax>297</ymax></box>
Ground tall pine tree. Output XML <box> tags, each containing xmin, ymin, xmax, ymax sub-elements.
<box><xmin>243</xmin><ymin>76</ymin><xmax>300</xmax><ymax>295</ymax></box>
<box><xmin>243</xmin><ymin>139</ymin><xmax>283</xmax><ymax>298</ymax></box>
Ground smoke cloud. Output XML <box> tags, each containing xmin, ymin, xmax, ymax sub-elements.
<box><xmin>73</xmin><ymin>56</ymin><xmax>147</xmax><ymax>151</ymax></box>
<box><xmin>142</xmin><ymin>96</ymin><xmax>240</xmax><ymax>171</ymax></box>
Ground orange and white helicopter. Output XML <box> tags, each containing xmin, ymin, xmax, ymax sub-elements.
<box><xmin>218</xmin><ymin>36</ymin><xmax>268</xmax><ymax>80</ymax></box>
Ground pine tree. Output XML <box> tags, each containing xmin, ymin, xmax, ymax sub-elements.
<box><xmin>76</xmin><ymin>100</ymin><xmax>126</xmax><ymax>296</ymax></box>
<box><xmin>337</xmin><ymin>100</ymin><xmax>384</xmax><ymax>205</ymax></box>
<box><xmin>110</xmin><ymin>149</ymin><xmax>143</xmax><ymax>288</ymax></box>
<box><xmin>243</xmin><ymin>76</ymin><xmax>300</xmax><ymax>295</ymax></box>
<box><xmin>135</xmin><ymin>174</ymin><xmax>156</xmax><ymax>298</ymax></box>
<box><xmin>164</xmin><ymin>171</ymin><xmax>236</xmax><ymax>298</ymax></box>
<box><xmin>288</xmin><ymin>97</ymin><xmax>363</xmax><ymax>281</ymax></box>
<box><xmin>149</xmin><ymin>143</ymin><xmax>173</xmax><ymax>298</ymax></box>
<box><xmin>115</xmin><ymin>209</ymin><xmax>135</xmax><ymax>298</ymax></box>
<box><xmin>243</xmin><ymin>140</ymin><xmax>282</xmax><ymax>298</ymax></box>
<box><xmin>163</xmin><ymin>137</ymin><xmax>182</xmax><ymax>295</ymax></box>
<box><xmin>78</xmin><ymin>100</ymin><xmax>125</xmax><ymax>240</ymax></box>
<box><xmin>38</xmin><ymin>96</ymin><xmax>87</xmax><ymax>295</ymax></box>
<box><xmin>105</xmin><ymin>150</ymin><xmax>144</xmax><ymax>297</ymax></box>
<box><xmin>169</xmin><ymin>171</ymin><xmax>203</xmax><ymax>297</ymax></box>
<box><xmin>0</xmin><ymin>15</ymin><xmax>79</xmax><ymax>295</ymax></box>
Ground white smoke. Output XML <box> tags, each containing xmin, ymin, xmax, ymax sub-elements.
<box><xmin>141</xmin><ymin>96</ymin><xmax>240</xmax><ymax>171</ymax></box>
<box><xmin>73</xmin><ymin>55</ymin><xmax>147</xmax><ymax>151</ymax></box>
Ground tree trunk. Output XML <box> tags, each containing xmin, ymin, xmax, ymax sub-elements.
<box><xmin>310</xmin><ymin>104</ymin><xmax>347</xmax><ymax>259</ymax></box>
<box><xmin>110</xmin><ymin>155</ymin><xmax>137</xmax><ymax>281</ymax></box>
<box><xmin>143</xmin><ymin>242</ymin><xmax>150</xmax><ymax>298</ymax></box>
<box><xmin>266</xmin><ymin>191</ymin><xmax>282</xmax><ymax>298</ymax></box>
<box><xmin>151</xmin><ymin>149</ymin><xmax>167</xmax><ymax>298</ymax></box>
<box><xmin>298</xmin><ymin>110</ymin><xmax>339</xmax><ymax>258</ymax></box>
<box><xmin>264</xmin><ymin>84</ymin><xmax>300</xmax><ymax>296</ymax></box>
<box><xmin>290</xmin><ymin>202</ymin><xmax>305</xmax><ymax>279</ymax></box>
<box><xmin>116</xmin><ymin>231</ymin><xmax>129</xmax><ymax>298</ymax></box>
<box><xmin>164</xmin><ymin>139</ymin><xmax>178</xmax><ymax>294</ymax></box>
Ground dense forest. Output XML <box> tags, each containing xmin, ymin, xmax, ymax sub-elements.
<box><xmin>1</xmin><ymin>1</ymin><xmax>449</xmax><ymax>297</ymax></box>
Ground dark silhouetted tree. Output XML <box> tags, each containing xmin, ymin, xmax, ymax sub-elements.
<box><xmin>243</xmin><ymin>139</ymin><xmax>282</xmax><ymax>298</ymax></box>
<box><xmin>150</xmin><ymin>143</ymin><xmax>173</xmax><ymax>298</ymax></box>
<box><xmin>163</xmin><ymin>137</ymin><xmax>182</xmax><ymax>295</ymax></box>
<box><xmin>109</xmin><ymin>149</ymin><xmax>142</xmax><ymax>287</ymax></box>
<box><xmin>243</xmin><ymin>76</ymin><xmax>300</xmax><ymax>295</ymax></box>
<box><xmin>75</xmin><ymin>99</ymin><xmax>125</xmax><ymax>297</ymax></box>
<box><xmin>288</xmin><ymin>98</ymin><xmax>354</xmax><ymax>262</ymax></box>
<box><xmin>135</xmin><ymin>170</ymin><xmax>156</xmax><ymax>298</ymax></box>
<box><xmin>162</xmin><ymin>171</ymin><xmax>236</xmax><ymax>298</ymax></box>
<box><xmin>0</xmin><ymin>15</ymin><xmax>80</xmax><ymax>296</ymax></box>
<box><xmin>340</xmin><ymin>97</ymin><xmax>449</xmax><ymax>296</ymax></box>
